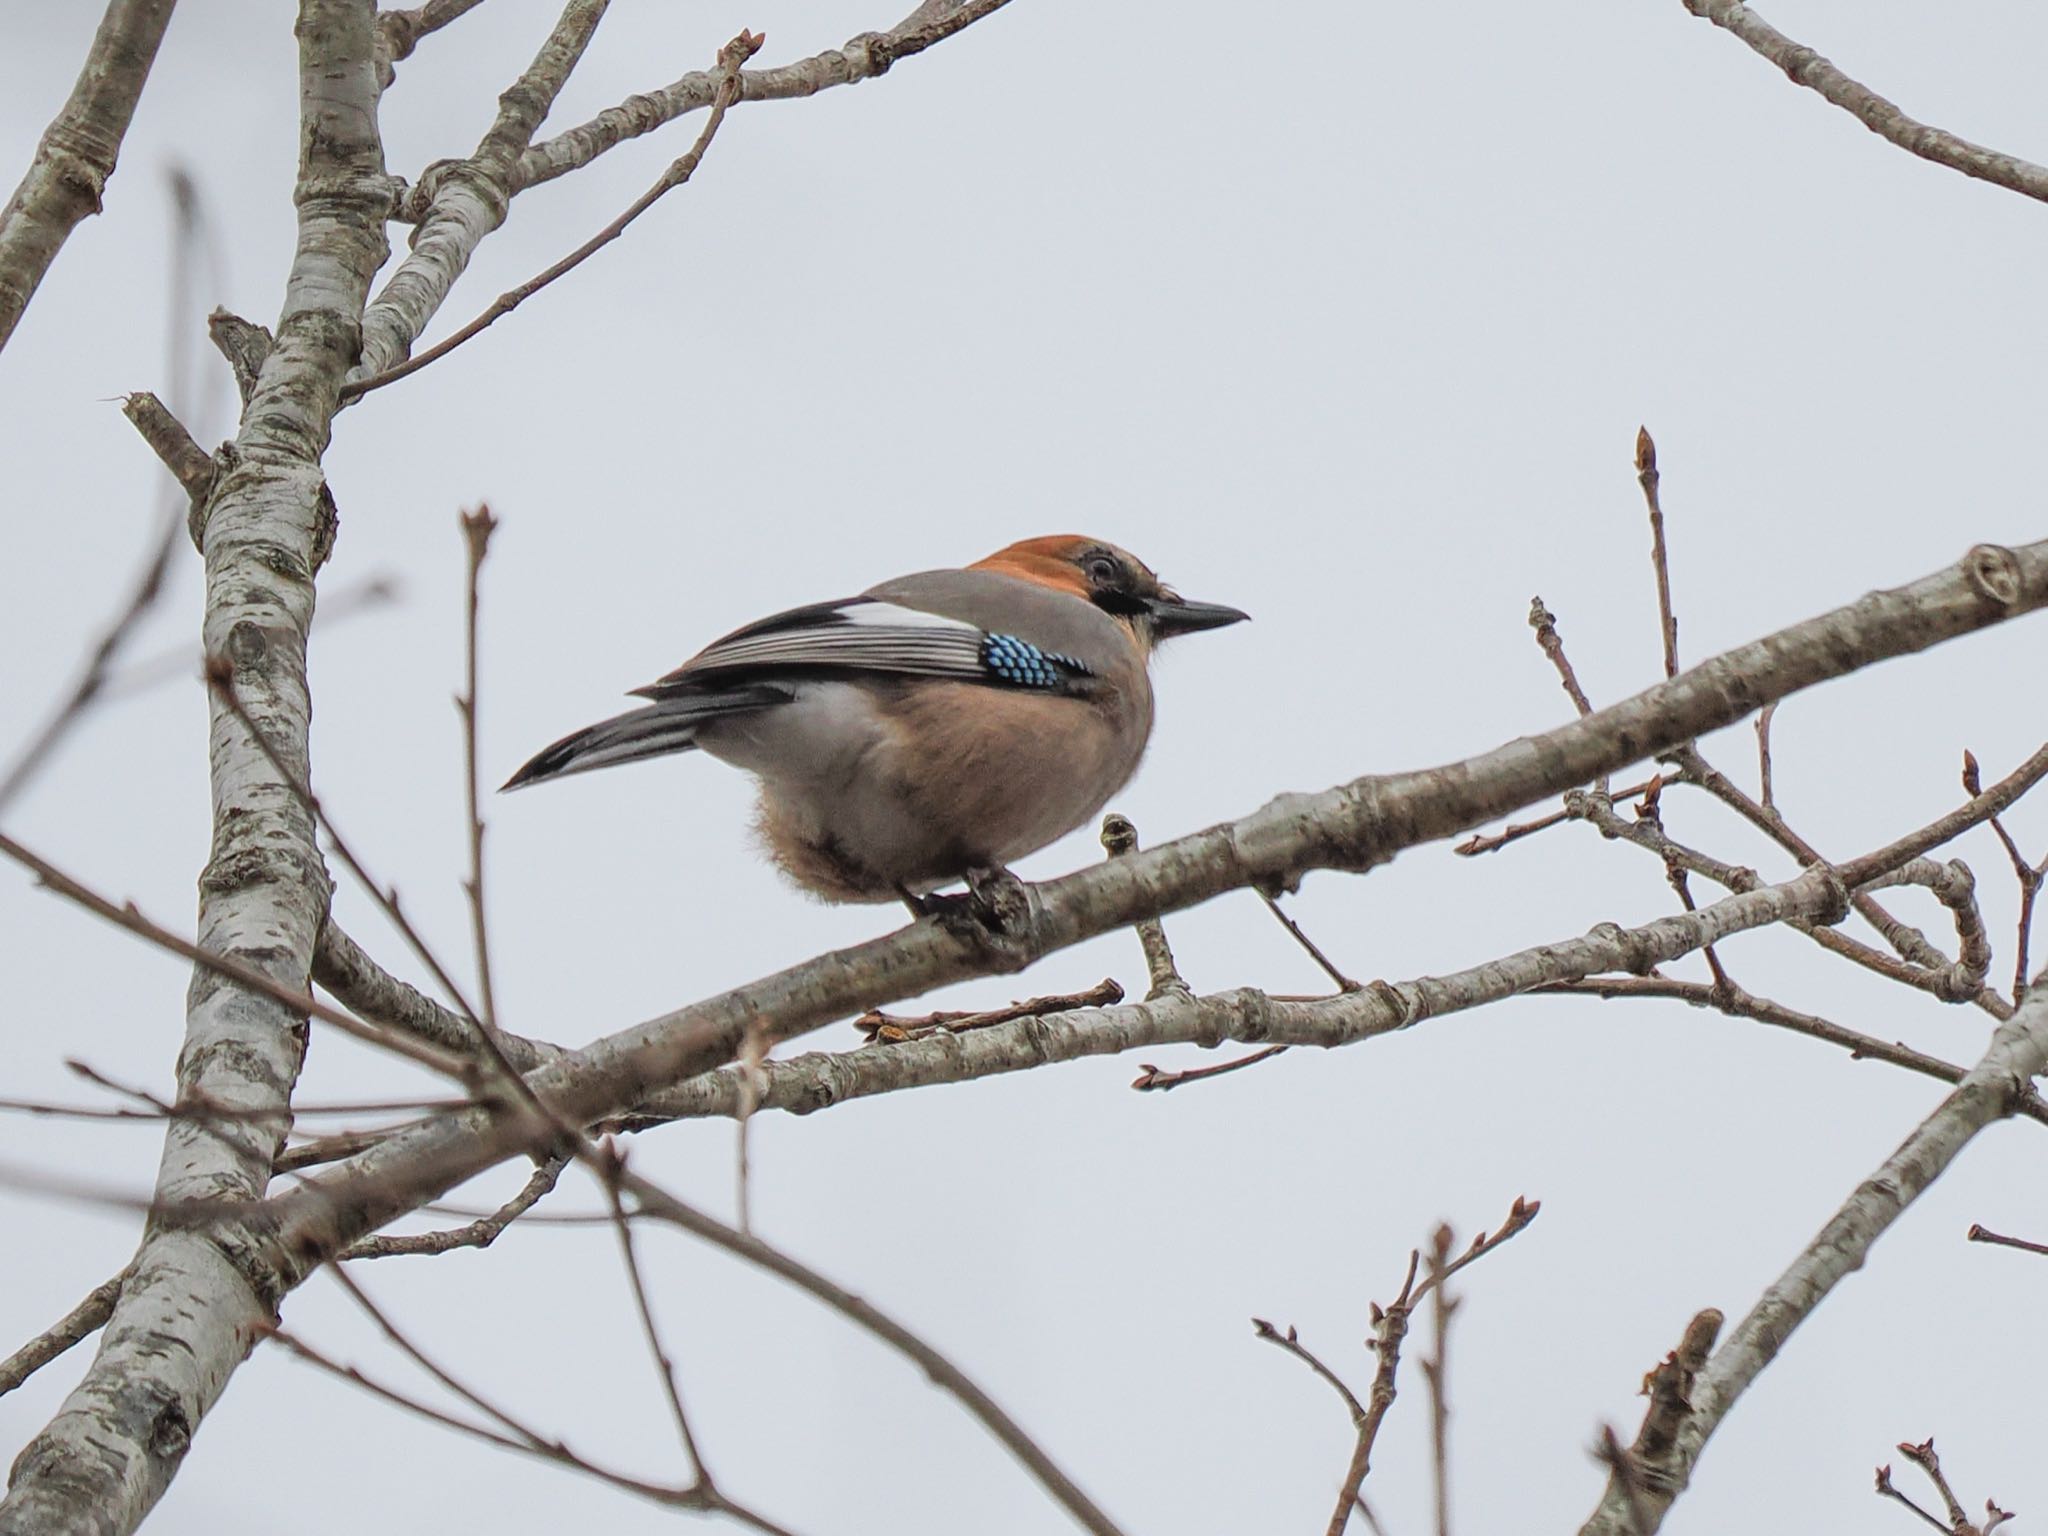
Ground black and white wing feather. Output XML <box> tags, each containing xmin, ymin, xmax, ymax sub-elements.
<box><xmin>632</xmin><ymin>597</ymin><xmax>1091</xmax><ymax>699</ymax></box>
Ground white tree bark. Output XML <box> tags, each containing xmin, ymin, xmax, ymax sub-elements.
<box><xmin>1579</xmin><ymin>973</ymin><xmax>2048</xmax><ymax>1534</ymax></box>
<box><xmin>0</xmin><ymin>4</ymin><xmax>389</xmax><ymax>1531</ymax></box>
<box><xmin>0</xmin><ymin>0</ymin><xmax>177</xmax><ymax>353</ymax></box>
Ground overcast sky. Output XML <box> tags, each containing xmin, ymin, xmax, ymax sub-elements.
<box><xmin>4</xmin><ymin>2</ymin><xmax>2048</xmax><ymax>1532</ymax></box>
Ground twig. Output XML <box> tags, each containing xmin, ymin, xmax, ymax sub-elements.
<box><xmin>0</xmin><ymin>828</ymin><xmax>471</xmax><ymax>1079</ymax></box>
<box><xmin>1965</xmin><ymin>749</ymin><xmax>2045</xmax><ymax>1006</ymax></box>
<box><xmin>1680</xmin><ymin>0</ymin><xmax>2048</xmax><ymax>205</ymax></box>
<box><xmin>1452</xmin><ymin>777</ymin><xmax>1655</xmax><ymax>858</ymax></box>
<box><xmin>618</xmin><ymin>1168</ymin><xmax>1130</xmax><ymax>1536</ymax></box>
<box><xmin>855</xmin><ymin>979</ymin><xmax>1123</xmax><ymax>1042</ymax></box>
<box><xmin>1965</xmin><ymin>1224</ymin><xmax>2048</xmax><ymax>1258</ymax></box>
<box><xmin>1534</xmin><ymin>977</ymin><xmax>2048</xmax><ymax>1126</ymax></box>
<box><xmin>1874</xmin><ymin>1464</ymin><xmax>1952</xmax><ymax>1535</ymax></box>
<box><xmin>597</xmin><ymin>1144</ymin><xmax>709</xmax><ymax>1485</ymax></box>
<box><xmin>1100</xmin><ymin>814</ymin><xmax>1188</xmax><ymax>997</ymax></box>
<box><xmin>1131</xmin><ymin>1046</ymin><xmax>1288</xmax><ymax>1092</ymax></box>
<box><xmin>1256</xmin><ymin>890</ymin><xmax>1362</xmax><ymax>992</ymax></box>
<box><xmin>339</xmin><ymin>1154</ymin><xmax>567</xmax><ymax>1260</ymax></box>
<box><xmin>1422</xmin><ymin>1225</ymin><xmax>1454</xmax><ymax>1536</ymax></box>
<box><xmin>457</xmin><ymin>506</ymin><xmax>501</xmax><ymax>1033</ymax></box>
<box><xmin>265</xmin><ymin>1312</ymin><xmax>799</xmax><ymax>1532</ymax></box>
<box><xmin>344</xmin><ymin>31</ymin><xmax>762</xmax><ymax>401</ymax></box>
<box><xmin>207</xmin><ymin>658</ymin><xmax>491</xmax><ymax>1033</ymax></box>
<box><xmin>0</xmin><ymin>448</ymin><xmax>185</xmax><ymax>816</ymax></box>
<box><xmin>1309</xmin><ymin>1199</ymin><xmax>1539</xmax><ymax>1536</ymax></box>
<box><xmin>1896</xmin><ymin>1439</ymin><xmax>1972</xmax><ymax>1532</ymax></box>
<box><xmin>1528</xmin><ymin>596</ymin><xmax>1596</xmax><ymax>717</ymax></box>
<box><xmin>0</xmin><ymin>1267</ymin><xmax>130</xmax><ymax>1397</ymax></box>
<box><xmin>1635</xmin><ymin>427</ymin><xmax>1679</xmax><ymax>679</ymax></box>
<box><xmin>1249</xmin><ymin>1320</ymin><xmax>1366</xmax><ymax>1423</ymax></box>
<box><xmin>1753</xmin><ymin>702</ymin><xmax>1778</xmax><ymax>814</ymax></box>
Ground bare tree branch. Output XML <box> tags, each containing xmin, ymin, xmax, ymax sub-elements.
<box><xmin>342</xmin><ymin>32</ymin><xmax>758</xmax><ymax>401</ymax></box>
<box><xmin>0</xmin><ymin>2</ymin><xmax>395</xmax><ymax>1528</ymax></box>
<box><xmin>0</xmin><ymin>1268</ymin><xmax>130</xmax><ymax>1399</ymax></box>
<box><xmin>1578</xmin><ymin>977</ymin><xmax>2048</xmax><ymax>1534</ymax></box>
<box><xmin>514</xmin><ymin>0</ymin><xmax>1016</xmax><ymax>193</ymax></box>
<box><xmin>350</xmin><ymin>0</ymin><xmax>611</xmax><ymax>384</ymax></box>
<box><xmin>1681</xmin><ymin>0</ymin><xmax>2048</xmax><ymax>204</ymax></box>
<box><xmin>0</xmin><ymin>0</ymin><xmax>177</xmax><ymax>354</ymax></box>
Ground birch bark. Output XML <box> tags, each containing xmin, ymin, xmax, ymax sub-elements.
<box><xmin>0</xmin><ymin>4</ymin><xmax>389</xmax><ymax>1531</ymax></box>
<box><xmin>0</xmin><ymin>0</ymin><xmax>177</xmax><ymax>354</ymax></box>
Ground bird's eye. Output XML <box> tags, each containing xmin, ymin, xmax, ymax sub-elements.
<box><xmin>1085</xmin><ymin>554</ymin><xmax>1122</xmax><ymax>587</ymax></box>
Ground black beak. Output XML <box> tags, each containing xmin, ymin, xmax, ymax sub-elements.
<box><xmin>1145</xmin><ymin>593</ymin><xmax>1250</xmax><ymax>639</ymax></box>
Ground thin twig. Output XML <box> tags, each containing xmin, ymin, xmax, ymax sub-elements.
<box><xmin>457</xmin><ymin>505</ymin><xmax>501</xmax><ymax>1034</ymax></box>
<box><xmin>339</xmin><ymin>1154</ymin><xmax>567</xmax><ymax>1260</ymax></box>
<box><xmin>1422</xmin><ymin>1224</ymin><xmax>1454</xmax><ymax>1536</ymax></box>
<box><xmin>1256</xmin><ymin>890</ymin><xmax>1362</xmax><ymax>992</ymax></box>
<box><xmin>1535</xmin><ymin>977</ymin><xmax>2048</xmax><ymax>1126</ymax></box>
<box><xmin>0</xmin><ymin>829</ymin><xmax>470</xmax><ymax>1079</ymax></box>
<box><xmin>1307</xmin><ymin>1198</ymin><xmax>1540</xmax><ymax>1536</ymax></box>
<box><xmin>855</xmin><ymin>979</ymin><xmax>1123</xmax><ymax>1042</ymax></box>
<box><xmin>1452</xmin><ymin>777</ymin><xmax>1656</xmax><ymax>858</ymax></box>
<box><xmin>343</xmin><ymin>30</ymin><xmax>762</xmax><ymax>401</ymax></box>
<box><xmin>598</xmin><ymin>1144</ymin><xmax>709</xmax><ymax>1486</ymax></box>
<box><xmin>1966</xmin><ymin>749</ymin><xmax>2044</xmax><ymax>1007</ymax></box>
<box><xmin>1249</xmin><ymin>1320</ymin><xmax>1367</xmax><ymax>1424</ymax></box>
<box><xmin>618</xmin><ymin>1168</ymin><xmax>1129</xmax><ymax>1536</ymax></box>
<box><xmin>262</xmin><ymin>1323</ymin><xmax>799</xmax><ymax>1533</ymax></box>
<box><xmin>1636</xmin><ymin>426</ymin><xmax>1679</xmax><ymax>679</ymax></box>
<box><xmin>1100</xmin><ymin>814</ymin><xmax>1188</xmax><ymax>997</ymax></box>
<box><xmin>206</xmin><ymin>657</ymin><xmax>489</xmax><ymax>1032</ymax></box>
<box><xmin>1529</xmin><ymin>597</ymin><xmax>1596</xmax><ymax>717</ymax></box>
<box><xmin>1895</xmin><ymin>1439</ymin><xmax>1971</xmax><ymax>1531</ymax></box>
<box><xmin>1965</xmin><ymin>1224</ymin><xmax>2048</xmax><ymax>1258</ymax></box>
<box><xmin>1754</xmin><ymin>702</ymin><xmax>1778</xmax><ymax>813</ymax></box>
<box><xmin>1874</xmin><ymin>1465</ymin><xmax>1952</xmax><ymax>1535</ymax></box>
<box><xmin>1131</xmin><ymin>1046</ymin><xmax>1288</xmax><ymax>1092</ymax></box>
<box><xmin>0</xmin><ymin>1267</ymin><xmax>130</xmax><ymax>1397</ymax></box>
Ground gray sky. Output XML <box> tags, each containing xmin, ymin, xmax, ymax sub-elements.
<box><xmin>4</xmin><ymin>2</ymin><xmax>2047</xmax><ymax>1531</ymax></box>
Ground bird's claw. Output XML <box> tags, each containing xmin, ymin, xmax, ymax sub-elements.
<box><xmin>901</xmin><ymin>867</ymin><xmax>1030</xmax><ymax>936</ymax></box>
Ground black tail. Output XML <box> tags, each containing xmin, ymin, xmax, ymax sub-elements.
<box><xmin>501</xmin><ymin>687</ymin><xmax>787</xmax><ymax>790</ymax></box>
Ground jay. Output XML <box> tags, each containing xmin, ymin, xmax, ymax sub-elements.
<box><xmin>505</xmin><ymin>536</ymin><xmax>1246</xmax><ymax>911</ymax></box>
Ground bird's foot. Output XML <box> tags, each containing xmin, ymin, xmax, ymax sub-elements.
<box><xmin>898</xmin><ymin>866</ymin><xmax>1031</xmax><ymax>937</ymax></box>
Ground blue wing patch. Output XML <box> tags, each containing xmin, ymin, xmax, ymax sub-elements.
<box><xmin>979</xmin><ymin>633</ymin><xmax>1090</xmax><ymax>690</ymax></box>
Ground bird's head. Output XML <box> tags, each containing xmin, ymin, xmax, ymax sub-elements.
<box><xmin>969</xmin><ymin>535</ymin><xmax>1249</xmax><ymax>650</ymax></box>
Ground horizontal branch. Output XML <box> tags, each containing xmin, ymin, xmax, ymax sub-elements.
<box><xmin>514</xmin><ymin>0</ymin><xmax>1014</xmax><ymax>192</ymax></box>
<box><xmin>245</xmin><ymin>538</ymin><xmax>2048</xmax><ymax>1277</ymax></box>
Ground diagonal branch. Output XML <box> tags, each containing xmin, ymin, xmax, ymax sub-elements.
<box><xmin>0</xmin><ymin>0</ymin><xmax>178</xmax><ymax>354</ymax></box>
<box><xmin>350</xmin><ymin>0</ymin><xmax>611</xmax><ymax>385</ymax></box>
<box><xmin>342</xmin><ymin>30</ymin><xmax>757</xmax><ymax>401</ymax></box>
<box><xmin>1680</xmin><ymin>0</ymin><xmax>2048</xmax><ymax>204</ymax></box>
<box><xmin>1578</xmin><ymin>974</ymin><xmax>2048</xmax><ymax>1535</ymax></box>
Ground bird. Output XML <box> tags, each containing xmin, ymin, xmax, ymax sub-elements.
<box><xmin>503</xmin><ymin>535</ymin><xmax>1247</xmax><ymax>912</ymax></box>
